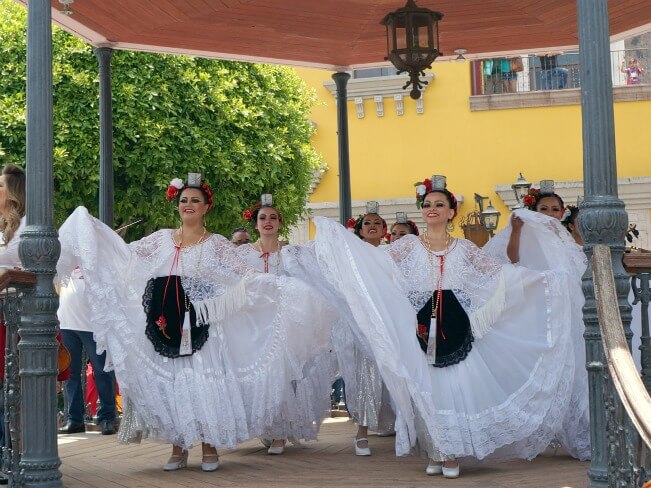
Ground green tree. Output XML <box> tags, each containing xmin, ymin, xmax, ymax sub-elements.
<box><xmin>0</xmin><ymin>0</ymin><xmax>322</xmax><ymax>239</ymax></box>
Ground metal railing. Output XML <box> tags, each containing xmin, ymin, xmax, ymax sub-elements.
<box><xmin>0</xmin><ymin>270</ymin><xmax>37</xmax><ymax>487</ymax></box>
<box><xmin>593</xmin><ymin>245</ymin><xmax>651</xmax><ymax>487</ymax></box>
<box><xmin>471</xmin><ymin>49</ymin><xmax>649</xmax><ymax>95</ymax></box>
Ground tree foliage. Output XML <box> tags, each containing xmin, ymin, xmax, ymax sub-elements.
<box><xmin>0</xmin><ymin>0</ymin><xmax>322</xmax><ymax>239</ymax></box>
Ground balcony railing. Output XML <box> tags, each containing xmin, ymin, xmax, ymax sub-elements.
<box><xmin>471</xmin><ymin>49</ymin><xmax>649</xmax><ymax>96</ymax></box>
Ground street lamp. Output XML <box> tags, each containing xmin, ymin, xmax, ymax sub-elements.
<box><xmin>473</xmin><ymin>193</ymin><xmax>502</xmax><ymax>237</ymax></box>
<box><xmin>381</xmin><ymin>0</ymin><xmax>443</xmax><ymax>100</ymax></box>
<box><xmin>511</xmin><ymin>172</ymin><xmax>531</xmax><ymax>208</ymax></box>
<box><xmin>481</xmin><ymin>200</ymin><xmax>501</xmax><ymax>235</ymax></box>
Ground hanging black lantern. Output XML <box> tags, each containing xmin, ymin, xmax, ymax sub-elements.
<box><xmin>381</xmin><ymin>0</ymin><xmax>443</xmax><ymax>100</ymax></box>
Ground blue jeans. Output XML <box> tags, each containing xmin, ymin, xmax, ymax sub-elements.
<box><xmin>61</xmin><ymin>330</ymin><xmax>116</xmax><ymax>424</ymax></box>
<box><xmin>331</xmin><ymin>378</ymin><xmax>345</xmax><ymax>405</ymax></box>
<box><xmin>542</xmin><ymin>67</ymin><xmax>568</xmax><ymax>89</ymax></box>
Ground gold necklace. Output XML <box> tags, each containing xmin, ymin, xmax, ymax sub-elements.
<box><xmin>176</xmin><ymin>226</ymin><xmax>207</xmax><ymax>248</ymax></box>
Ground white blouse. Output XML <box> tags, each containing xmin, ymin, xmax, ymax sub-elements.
<box><xmin>0</xmin><ymin>216</ymin><xmax>26</xmax><ymax>268</ymax></box>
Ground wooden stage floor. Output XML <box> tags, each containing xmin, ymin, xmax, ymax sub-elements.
<box><xmin>59</xmin><ymin>417</ymin><xmax>589</xmax><ymax>488</ymax></box>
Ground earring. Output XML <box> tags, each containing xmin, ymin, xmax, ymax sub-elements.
<box><xmin>446</xmin><ymin>221</ymin><xmax>455</xmax><ymax>233</ymax></box>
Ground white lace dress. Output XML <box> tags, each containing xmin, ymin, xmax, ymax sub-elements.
<box><xmin>235</xmin><ymin>243</ymin><xmax>336</xmax><ymax>441</ymax></box>
<box><xmin>57</xmin><ymin>207</ymin><xmax>335</xmax><ymax>449</ymax></box>
<box><xmin>313</xmin><ymin>216</ymin><xmax>582</xmax><ymax>461</ymax></box>
<box><xmin>483</xmin><ymin>208</ymin><xmax>590</xmax><ymax>461</ymax></box>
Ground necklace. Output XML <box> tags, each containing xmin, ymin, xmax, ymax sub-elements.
<box><xmin>254</xmin><ymin>240</ymin><xmax>282</xmax><ymax>274</ymax></box>
<box><xmin>179</xmin><ymin>236</ymin><xmax>206</xmax><ymax>304</ymax></box>
<box><xmin>421</xmin><ymin>230</ymin><xmax>452</xmax><ymax>347</ymax></box>
<box><xmin>175</xmin><ymin>226</ymin><xmax>208</xmax><ymax>249</ymax></box>
<box><xmin>176</xmin><ymin>235</ymin><xmax>207</xmax><ymax>355</ymax></box>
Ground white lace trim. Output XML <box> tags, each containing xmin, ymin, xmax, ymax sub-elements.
<box><xmin>469</xmin><ymin>270</ymin><xmax>506</xmax><ymax>339</ymax></box>
<box><xmin>195</xmin><ymin>274</ymin><xmax>249</xmax><ymax>324</ymax></box>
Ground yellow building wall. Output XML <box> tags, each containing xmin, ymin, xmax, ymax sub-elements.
<box><xmin>296</xmin><ymin>63</ymin><xmax>651</xmax><ymax>234</ymax></box>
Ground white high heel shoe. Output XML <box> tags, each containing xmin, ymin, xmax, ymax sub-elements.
<box><xmin>163</xmin><ymin>450</ymin><xmax>188</xmax><ymax>471</ymax></box>
<box><xmin>354</xmin><ymin>437</ymin><xmax>371</xmax><ymax>456</ymax></box>
<box><xmin>425</xmin><ymin>461</ymin><xmax>443</xmax><ymax>475</ymax></box>
<box><xmin>442</xmin><ymin>461</ymin><xmax>460</xmax><ymax>479</ymax></box>
<box><xmin>201</xmin><ymin>453</ymin><xmax>220</xmax><ymax>472</ymax></box>
<box><xmin>267</xmin><ymin>440</ymin><xmax>286</xmax><ymax>455</ymax></box>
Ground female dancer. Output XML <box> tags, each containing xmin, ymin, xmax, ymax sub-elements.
<box><xmin>506</xmin><ymin>180</ymin><xmax>566</xmax><ymax>264</ymax></box>
<box><xmin>486</xmin><ymin>182</ymin><xmax>590</xmax><ymax>461</ymax></box>
<box><xmin>236</xmin><ymin>194</ymin><xmax>334</xmax><ymax>454</ymax></box>
<box><xmin>57</xmin><ymin>174</ymin><xmax>334</xmax><ymax>471</ymax></box>
<box><xmin>346</xmin><ymin>202</ymin><xmax>396</xmax><ymax>454</ymax></box>
<box><xmin>313</xmin><ymin>175</ymin><xmax>583</xmax><ymax>477</ymax></box>
<box><xmin>389</xmin><ymin>212</ymin><xmax>419</xmax><ymax>243</ymax></box>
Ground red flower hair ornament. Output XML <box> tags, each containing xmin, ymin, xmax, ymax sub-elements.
<box><xmin>242</xmin><ymin>202</ymin><xmax>262</xmax><ymax>221</ymax></box>
<box><xmin>414</xmin><ymin>175</ymin><xmax>458</xmax><ymax>218</ymax></box>
<box><xmin>522</xmin><ymin>188</ymin><xmax>540</xmax><ymax>211</ymax></box>
<box><xmin>165</xmin><ymin>174</ymin><xmax>214</xmax><ymax>211</ymax></box>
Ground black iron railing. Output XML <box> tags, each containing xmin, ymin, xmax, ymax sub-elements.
<box><xmin>0</xmin><ymin>270</ymin><xmax>37</xmax><ymax>487</ymax></box>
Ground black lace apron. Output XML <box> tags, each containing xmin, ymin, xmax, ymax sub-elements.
<box><xmin>416</xmin><ymin>290</ymin><xmax>473</xmax><ymax>368</ymax></box>
<box><xmin>143</xmin><ymin>275</ymin><xmax>210</xmax><ymax>358</ymax></box>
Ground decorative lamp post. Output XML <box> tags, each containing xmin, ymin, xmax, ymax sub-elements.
<box><xmin>511</xmin><ymin>172</ymin><xmax>531</xmax><ymax>208</ymax></box>
<box><xmin>381</xmin><ymin>0</ymin><xmax>443</xmax><ymax>100</ymax></box>
<box><xmin>481</xmin><ymin>200</ymin><xmax>501</xmax><ymax>235</ymax></box>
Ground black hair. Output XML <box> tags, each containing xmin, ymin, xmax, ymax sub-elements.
<box><xmin>252</xmin><ymin>205</ymin><xmax>282</xmax><ymax>224</ymax></box>
<box><xmin>231</xmin><ymin>227</ymin><xmax>250</xmax><ymax>237</ymax></box>
<box><xmin>390</xmin><ymin>220</ymin><xmax>419</xmax><ymax>236</ymax></box>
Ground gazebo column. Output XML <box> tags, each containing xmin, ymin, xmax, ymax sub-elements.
<box><xmin>332</xmin><ymin>72</ymin><xmax>352</xmax><ymax>224</ymax></box>
<box><xmin>95</xmin><ymin>47</ymin><xmax>114</xmax><ymax>227</ymax></box>
<box><xmin>19</xmin><ymin>0</ymin><xmax>63</xmax><ymax>486</ymax></box>
<box><xmin>577</xmin><ymin>1</ymin><xmax>631</xmax><ymax>486</ymax></box>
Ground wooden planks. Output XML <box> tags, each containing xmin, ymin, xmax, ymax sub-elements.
<box><xmin>59</xmin><ymin>418</ymin><xmax>589</xmax><ymax>487</ymax></box>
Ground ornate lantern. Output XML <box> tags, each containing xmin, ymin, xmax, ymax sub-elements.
<box><xmin>381</xmin><ymin>0</ymin><xmax>443</xmax><ymax>100</ymax></box>
<box><xmin>461</xmin><ymin>211</ymin><xmax>490</xmax><ymax>247</ymax></box>
<box><xmin>511</xmin><ymin>172</ymin><xmax>531</xmax><ymax>208</ymax></box>
<box><xmin>481</xmin><ymin>200</ymin><xmax>501</xmax><ymax>234</ymax></box>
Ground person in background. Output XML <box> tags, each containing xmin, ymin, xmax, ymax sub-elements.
<box><xmin>621</xmin><ymin>57</ymin><xmax>645</xmax><ymax>85</ymax></box>
<box><xmin>538</xmin><ymin>52</ymin><xmax>568</xmax><ymax>90</ymax></box>
<box><xmin>231</xmin><ymin>227</ymin><xmax>251</xmax><ymax>246</ymax></box>
<box><xmin>390</xmin><ymin>212</ymin><xmax>419</xmax><ymax>243</ymax></box>
<box><xmin>58</xmin><ymin>266</ymin><xmax>117</xmax><ymax>435</ymax></box>
<box><xmin>563</xmin><ymin>205</ymin><xmax>584</xmax><ymax>246</ymax></box>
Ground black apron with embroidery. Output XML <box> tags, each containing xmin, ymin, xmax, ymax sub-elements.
<box><xmin>416</xmin><ymin>290</ymin><xmax>473</xmax><ymax>368</ymax></box>
<box><xmin>143</xmin><ymin>275</ymin><xmax>210</xmax><ymax>358</ymax></box>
